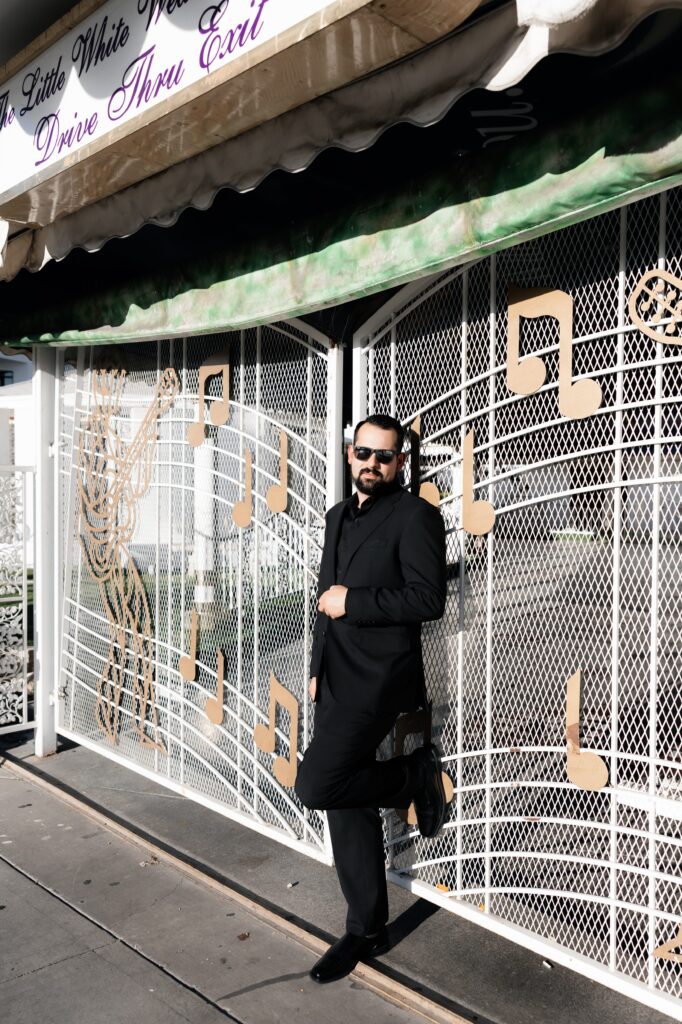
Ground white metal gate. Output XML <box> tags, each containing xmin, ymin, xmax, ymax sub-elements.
<box><xmin>57</xmin><ymin>322</ymin><xmax>341</xmax><ymax>860</ymax></box>
<box><xmin>0</xmin><ymin>467</ymin><xmax>32</xmax><ymax>735</ymax></box>
<box><xmin>354</xmin><ymin>190</ymin><xmax>682</xmax><ymax>1016</ymax></box>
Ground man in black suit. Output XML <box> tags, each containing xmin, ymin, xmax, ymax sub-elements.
<box><xmin>295</xmin><ymin>413</ymin><xmax>448</xmax><ymax>983</ymax></box>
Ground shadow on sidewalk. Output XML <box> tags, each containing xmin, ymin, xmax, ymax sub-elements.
<box><xmin>388</xmin><ymin>898</ymin><xmax>440</xmax><ymax>951</ymax></box>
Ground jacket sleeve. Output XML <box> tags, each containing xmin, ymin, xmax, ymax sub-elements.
<box><xmin>309</xmin><ymin>510</ymin><xmax>331</xmax><ymax>676</ymax></box>
<box><xmin>343</xmin><ymin>499</ymin><xmax>446</xmax><ymax>626</ymax></box>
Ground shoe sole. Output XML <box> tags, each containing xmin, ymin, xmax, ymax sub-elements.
<box><xmin>417</xmin><ymin>746</ymin><xmax>447</xmax><ymax>839</ymax></box>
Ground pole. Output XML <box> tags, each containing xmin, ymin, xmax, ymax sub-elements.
<box><xmin>34</xmin><ymin>345</ymin><xmax>57</xmax><ymax>757</ymax></box>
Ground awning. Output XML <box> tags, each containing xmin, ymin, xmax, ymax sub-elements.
<box><xmin>1</xmin><ymin>0</ymin><xmax>679</xmax><ymax>282</ymax></box>
<box><xmin>3</xmin><ymin>11</ymin><xmax>682</xmax><ymax>349</ymax></box>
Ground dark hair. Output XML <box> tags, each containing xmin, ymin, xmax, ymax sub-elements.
<box><xmin>353</xmin><ymin>414</ymin><xmax>405</xmax><ymax>452</ymax></box>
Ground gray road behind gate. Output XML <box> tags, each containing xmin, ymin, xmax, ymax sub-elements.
<box><xmin>1</xmin><ymin>738</ymin><xmax>679</xmax><ymax>1024</ymax></box>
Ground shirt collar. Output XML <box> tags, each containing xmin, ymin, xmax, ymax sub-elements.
<box><xmin>349</xmin><ymin>477</ymin><xmax>401</xmax><ymax>519</ymax></box>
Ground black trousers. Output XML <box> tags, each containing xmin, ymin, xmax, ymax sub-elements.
<box><xmin>295</xmin><ymin>677</ymin><xmax>414</xmax><ymax>936</ymax></box>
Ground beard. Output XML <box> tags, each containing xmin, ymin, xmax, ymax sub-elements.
<box><xmin>354</xmin><ymin>468</ymin><xmax>389</xmax><ymax>496</ymax></box>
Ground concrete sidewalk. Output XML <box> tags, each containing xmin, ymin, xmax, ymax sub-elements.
<box><xmin>0</xmin><ymin>762</ymin><xmax>439</xmax><ymax>1024</ymax></box>
<box><xmin>1</xmin><ymin>735</ymin><xmax>678</xmax><ymax>1024</ymax></box>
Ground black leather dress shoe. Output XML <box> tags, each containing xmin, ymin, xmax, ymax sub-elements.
<box><xmin>409</xmin><ymin>743</ymin><xmax>447</xmax><ymax>838</ymax></box>
<box><xmin>309</xmin><ymin>928</ymin><xmax>389</xmax><ymax>983</ymax></box>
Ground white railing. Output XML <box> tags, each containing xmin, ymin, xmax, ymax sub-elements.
<box><xmin>56</xmin><ymin>324</ymin><xmax>338</xmax><ymax>862</ymax></box>
<box><xmin>0</xmin><ymin>466</ymin><xmax>33</xmax><ymax>735</ymax></box>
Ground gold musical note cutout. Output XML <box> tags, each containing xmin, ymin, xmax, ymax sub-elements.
<box><xmin>462</xmin><ymin>429</ymin><xmax>495</xmax><ymax>536</ymax></box>
<box><xmin>232</xmin><ymin>448</ymin><xmax>253</xmax><ymax>529</ymax></box>
<box><xmin>410</xmin><ymin>416</ymin><xmax>441</xmax><ymax>507</ymax></box>
<box><xmin>205</xmin><ymin>650</ymin><xmax>225</xmax><ymax>725</ymax></box>
<box><xmin>420</xmin><ymin>482</ymin><xmax>440</xmax><ymax>507</ymax></box>
<box><xmin>507</xmin><ymin>286</ymin><xmax>548</xmax><ymax>396</ymax></box>
<box><xmin>653</xmin><ymin>926</ymin><xmax>682</xmax><ymax>964</ymax></box>
<box><xmin>179</xmin><ymin>609</ymin><xmax>198</xmax><ymax>682</ymax></box>
<box><xmin>507</xmin><ymin>286</ymin><xmax>602</xmax><ymax>419</ymax></box>
<box><xmin>187</xmin><ymin>353</ymin><xmax>230</xmax><ymax>447</ymax></box>
<box><xmin>629</xmin><ymin>268</ymin><xmax>682</xmax><ymax>345</ymax></box>
<box><xmin>253</xmin><ymin>672</ymin><xmax>299</xmax><ymax>788</ymax></box>
<box><xmin>79</xmin><ymin>367</ymin><xmax>179</xmax><ymax>753</ymax></box>
<box><xmin>565</xmin><ymin>669</ymin><xmax>608</xmax><ymax>791</ymax></box>
<box><xmin>393</xmin><ymin>707</ymin><xmax>454</xmax><ymax>826</ymax></box>
<box><xmin>266</xmin><ymin>430</ymin><xmax>288</xmax><ymax>514</ymax></box>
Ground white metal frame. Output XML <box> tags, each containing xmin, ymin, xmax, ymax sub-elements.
<box><xmin>353</xmin><ymin>193</ymin><xmax>682</xmax><ymax>1019</ymax></box>
<box><xmin>53</xmin><ymin>320</ymin><xmax>342</xmax><ymax>863</ymax></box>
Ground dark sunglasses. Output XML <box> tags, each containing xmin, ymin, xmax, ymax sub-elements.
<box><xmin>352</xmin><ymin>446</ymin><xmax>400</xmax><ymax>465</ymax></box>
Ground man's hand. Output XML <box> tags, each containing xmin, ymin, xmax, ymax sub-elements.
<box><xmin>309</xmin><ymin>676</ymin><xmax>317</xmax><ymax>701</ymax></box>
<box><xmin>318</xmin><ymin>585</ymin><xmax>348</xmax><ymax>619</ymax></box>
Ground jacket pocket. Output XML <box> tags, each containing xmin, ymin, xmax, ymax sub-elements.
<box><xmin>354</xmin><ymin>628</ymin><xmax>411</xmax><ymax>653</ymax></box>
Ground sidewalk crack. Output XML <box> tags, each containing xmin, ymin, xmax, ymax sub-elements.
<box><xmin>0</xmin><ymin>940</ymin><xmax>116</xmax><ymax>984</ymax></box>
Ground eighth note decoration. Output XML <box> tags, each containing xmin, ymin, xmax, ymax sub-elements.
<box><xmin>232</xmin><ymin>448</ymin><xmax>253</xmax><ymax>529</ymax></box>
<box><xmin>266</xmin><ymin>430</ymin><xmax>289</xmax><ymax>514</ymax></box>
<box><xmin>565</xmin><ymin>669</ymin><xmax>608</xmax><ymax>791</ymax></box>
<box><xmin>187</xmin><ymin>353</ymin><xmax>230</xmax><ymax>447</ymax></box>
<box><xmin>629</xmin><ymin>268</ymin><xmax>682</xmax><ymax>344</ymax></box>
<box><xmin>179</xmin><ymin>608</ymin><xmax>198</xmax><ymax>682</ymax></box>
<box><xmin>461</xmin><ymin>428</ymin><xmax>495</xmax><ymax>536</ymax></box>
<box><xmin>507</xmin><ymin>286</ymin><xmax>602</xmax><ymax>419</ymax></box>
<box><xmin>205</xmin><ymin>650</ymin><xmax>225</xmax><ymax>726</ymax></box>
<box><xmin>409</xmin><ymin>416</ymin><xmax>440</xmax><ymax>507</ymax></box>
<box><xmin>253</xmin><ymin>672</ymin><xmax>299</xmax><ymax>787</ymax></box>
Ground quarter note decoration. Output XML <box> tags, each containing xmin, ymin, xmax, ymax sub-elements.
<box><xmin>232</xmin><ymin>448</ymin><xmax>253</xmax><ymax>529</ymax></box>
<box><xmin>205</xmin><ymin>650</ymin><xmax>225</xmax><ymax>726</ymax></box>
<box><xmin>507</xmin><ymin>286</ymin><xmax>602</xmax><ymax>419</ymax></box>
<box><xmin>253</xmin><ymin>672</ymin><xmax>299</xmax><ymax>788</ymax></box>
<box><xmin>266</xmin><ymin>430</ymin><xmax>289</xmax><ymax>514</ymax></box>
<box><xmin>393</xmin><ymin>706</ymin><xmax>453</xmax><ymax>825</ymax></box>
<box><xmin>410</xmin><ymin>416</ymin><xmax>441</xmax><ymax>507</ymax></box>
<box><xmin>653</xmin><ymin>925</ymin><xmax>682</xmax><ymax>964</ymax></box>
<box><xmin>628</xmin><ymin>268</ymin><xmax>682</xmax><ymax>344</ymax></box>
<box><xmin>565</xmin><ymin>669</ymin><xmax>608</xmax><ymax>791</ymax></box>
<box><xmin>179</xmin><ymin>608</ymin><xmax>198</xmax><ymax>683</ymax></box>
<box><xmin>462</xmin><ymin>428</ymin><xmax>496</xmax><ymax>536</ymax></box>
<box><xmin>187</xmin><ymin>353</ymin><xmax>230</xmax><ymax>447</ymax></box>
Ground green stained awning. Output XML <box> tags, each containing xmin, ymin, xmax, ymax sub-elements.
<box><xmin>3</xmin><ymin>60</ymin><xmax>682</xmax><ymax>347</ymax></box>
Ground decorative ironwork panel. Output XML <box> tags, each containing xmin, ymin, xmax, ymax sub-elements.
<box><xmin>357</xmin><ymin>189</ymin><xmax>682</xmax><ymax>1009</ymax></box>
<box><xmin>0</xmin><ymin>468</ymin><xmax>31</xmax><ymax>734</ymax></box>
<box><xmin>58</xmin><ymin>325</ymin><xmax>332</xmax><ymax>858</ymax></box>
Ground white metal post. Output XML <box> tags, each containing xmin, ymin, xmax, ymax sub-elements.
<box><xmin>326</xmin><ymin>340</ymin><xmax>344</xmax><ymax>508</ymax></box>
<box><xmin>609</xmin><ymin>206</ymin><xmax>627</xmax><ymax>970</ymax></box>
<box><xmin>352</xmin><ymin>330</ymin><xmax>367</xmax><ymax>436</ymax></box>
<box><xmin>484</xmin><ymin>254</ymin><xmax>496</xmax><ymax>912</ymax></box>
<box><xmin>34</xmin><ymin>345</ymin><xmax>57</xmax><ymax>757</ymax></box>
<box><xmin>647</xmin><ymin>191</ymin><xmax>666</xmax><ymax>985</ymax></box>
<box><xmin>457</xmin><ymin>268</ymin><xmax>469</xmax><ymax>896</ymax></box>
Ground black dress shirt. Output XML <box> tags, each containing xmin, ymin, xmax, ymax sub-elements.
<box><xmin>336</xmin><ymin>478</ymin><xmax>401</xmax><ymax>573</ymax></box>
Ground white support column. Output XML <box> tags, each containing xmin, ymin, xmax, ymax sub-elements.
<box><xmin>351</xmin><ymin>330</ymin><xmax>367</xmax><ymax>434</ymax></box>
<box><xmin>33</xmin><ymin>345</ymin><xmax>57</xmax><ymax>757</ymax></box>
<box><xmin>326</xmin><ymin>340</ymin><xmax>344</xmax><ymax>508</ymax></box>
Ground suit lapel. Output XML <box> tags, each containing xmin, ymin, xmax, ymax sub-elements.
<box><xmin>337</xmin><ymin>488</ymin><xmax>403</xmax><ymax>579</ymax></box>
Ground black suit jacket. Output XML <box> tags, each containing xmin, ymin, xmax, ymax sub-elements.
<box><xmin>310</xmin><ymin>486</ymin><xmax>446</xmax><ymax>714</ymax></box>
